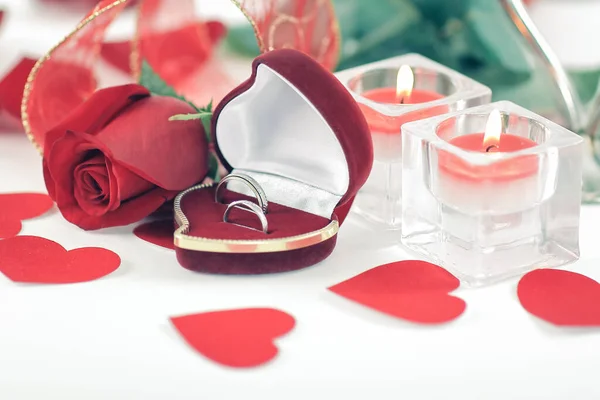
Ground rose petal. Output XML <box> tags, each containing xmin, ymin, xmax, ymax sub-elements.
<box><xmin>43</xmin><ymin>84</ymin><xmax>150</xmax><ymax>153</ymax></box>
<box><xmin>81</xmin><ymin>169</ymin><xmax>107</xmax><ymax>197</ymax></box>
<box><xmin>45</xmin><ymin>135</ymin><xmax>93</xmax><ymax>212</ymax></box>
<box><xmin>73</xmin><ymin>154</ymin><xmax>114</xmax><ymax>216</ymax></box>
<box><xmin>77</xmin><ymin>166</ymin><xmax>109</xmax><ymax>199</ymax></box>
<box><xmin>44</xmin><ymin>133</ymin><xmax>120</xmax><ymax>225</ymax></box>
<box><xmin>41</xmin><ymin>84</ymin><xmax>207</xmax><ymax>231</ymax></box>
<box><xmin>111</xmin><ymin>162</ymin><xmax>155</xmax><ymax>202</ymax></box>
<box><xmin>93</xmin><ymin>96</ymin><xmax>208</xmax><ymax>190</ymax></box>
<box><xmin>43</xmin><ymin>87</ymin><xmax>207</xmax><ymax>193</ymax></box>
<box><xmin>42</xmin><ymin>158</ymin><xmax>56</xmax><ymax>198</ymax></box>
<box><xmin>44</xmin><ymin>128</ymin><xmax>162</xmax><ymax>229</ymax></box>
<box><xmin>50</xmin><ymin>130</ymin><xmax>156</xmax><ymax>210</ymax></box>
<box><xmin>66</xmin><ymin>187</ymin><xmax>174</xmax><ymax>230</ymax></box>
<box><xmin>104</xmin><ymin>157</ymin><xmax>120</xmax><ymax>212</ymax></box>
<box><xmin>75</xmin><ymin>156</ymin><xmax>108</xmax><ymax>194</ymax></box>
<box><xmin>45</xmin><ymin>129</ymin><xmax>170</xmax><ymax>230</ymax></box>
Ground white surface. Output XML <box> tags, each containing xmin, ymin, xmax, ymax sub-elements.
<box><xmin>2</xmin><ymin>1</ymin><xmax>600</xmax><ymax>400</ymax></box>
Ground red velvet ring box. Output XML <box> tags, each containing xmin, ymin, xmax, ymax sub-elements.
<box><xmin>174</xmin><ymin>49</ymin><xmax>373</xmax><ymax>274</ymax></box>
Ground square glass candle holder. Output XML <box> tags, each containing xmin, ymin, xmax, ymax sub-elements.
<box><xmin>335</xmin><ymin>54</ymin><xmax>491</xmax><ymax>229</ymax></box>
<box><xmin>401</xmin><ymin>101</ymin><xmax>584</xmax><ymax>286</ymax></box>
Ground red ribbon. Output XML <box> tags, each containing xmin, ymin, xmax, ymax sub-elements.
<box><xmin>21</xmin><ymin>0</ymin><xmax>340</xmax><ymax>154</ymax></box>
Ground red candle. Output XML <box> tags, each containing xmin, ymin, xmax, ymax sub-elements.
<box><xmin>439</xmin><ymin>111</ymin><xmax>539</xmax><ymax>182</ymax></box>
<box><xmin>359</xmin><ymin>66</ymin><xmax>447</xmax><ymax>134</ymax></box>
<box><xmin>362</xmin><ymin>87</ymin><xmax>443</xmax><ymax>104</ymax></box>
<box><xmin>361</xmin><ymin>89</ymin><xmax>445</xmax><ymax>133</ymax></box>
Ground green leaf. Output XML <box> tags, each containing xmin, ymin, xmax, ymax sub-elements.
<box><xmin>199</xmin><ymin>99</ymin><xmax>213</xmax><ymax>113</ymax></box>
<box><xmin>139</xmin><ymin>61</ymin><xmax>200</xmax><ymax>112</ymax></box>
<box><xmin>168</xmin><ymin>112</ymin><xmax>211</xmax><ymax>122</ymax></box>
<box><xmin>207</xmin><ymin>153</ymin><xmax>220</xmax><ymax>182</ymax></box>
<box><xmin>200</xmin><ymin>114</ymin><xmax>212</xmax><ymax>139</ymax></box>
<box><xmin>169</xmin><ymin>99</ymin><xmax>214</xmax><ymax>142</ymax></box>
<box><xmin>225</xmin><ymin>26</ymin><xmax>261</xmax><ymax>57</ymax></box>
<box><xmin>139</xmin><ymin>61</ymin><xmax>181</xmax><ymax>99</ymax></box>
<box><xmin>196</xmin><ymin>99</ymin><xmax>214</xmax><ymax>140</ymax></box>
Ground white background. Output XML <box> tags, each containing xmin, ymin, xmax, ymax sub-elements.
<box><xmin>1</xmin><ymin>1</ymin><xmax>600</xmax><ymax>399</ymax></box>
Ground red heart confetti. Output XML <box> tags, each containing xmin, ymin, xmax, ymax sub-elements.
<box><xmin>328</xmin><ymin>260</ymin><xmax>466</xmax><ymax>324</ymax></box>
<box><xmin>518</xmin><ymin>269</ymin><xmax>600</xmax><ymax>326</ymax></box>
<box><xmin>170</xmin><ymin>308</ymin><xmax>296</xmax><ymax>368</ymax></box>
<box><xmin>101</xmin><ymin>21</ymin><xmax>227</xmax><ymax>75</ymax></box>
<box><xmin>133</xmin><ymin>220</ymin><xmax>174</xmax><ymax>250</ymax></box>
<box><xmin>0</xmin><ymin>236</ymin><xmax>121</xmax><ymax>284</ymax></box>
<box><xmin>100</xmin><ymin>40</ymin><xmax>131</xmax><ymax>74</ymax></box>
<box><xmin>0</xmin><ymin>58</ymin><xmax>37</xmax><ymax>131</ymax></box>
<box><xmin>0</xmin><ymin>193</ymin><xmax>54</xmax><ymax>239</ymax></box>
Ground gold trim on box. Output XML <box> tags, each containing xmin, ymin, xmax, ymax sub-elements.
<box><xmin>174</xmin><ymin>184</ymin><xmax>339</xmax><ymax>253</ymax></box>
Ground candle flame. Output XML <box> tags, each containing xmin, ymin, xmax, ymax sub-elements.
<box><xmin>396</xmin><ymin>65</ymin><xmax>414</xmax><ymax>102</ymax></box>
<box><xmin>483</xmin><ymin>109</ymin><xmax>503</xmax><ymax>151</ymax></box>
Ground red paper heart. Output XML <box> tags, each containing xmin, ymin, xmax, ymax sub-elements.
<box><xmin>0</xmin><ymin>193</ymin><xmax>54</xmax><ymax>239</ymax></box>
<box><xmin>328</xmin><ymin>260</ymin><xmax>466</xmax><ymax>324</ymax></box>
<box><xmin>133</xmin><ymin>220</ymin><xmax>174</xmax><ymax>250</ymax></box>
<box><xmin>0</xmin><ymin>58</ymin><xmax>37</xmax><ymax>131</ymax></box>
<box><xmin>518</xmin><ymin>269</ymin><xmax>600</xmax><ymax>326</ymax></box>
<box><xmin>100</xmin><ymin>41</ymin><xmax>131</xmax><ymax>74</ymax></box>
<box><xmin>0</xmin><ymin>236</ymin><xmax>120</xmax><ymax>283</ymax></box>
<box><xmin>101</xmin><ymin>21</ymin><xmax>227</xmax><ymax>75</ymax></box>
<box><xmin>0</xmin><ymin>217</ymin><xmax>22</xmax><ymax>239</ymax></box>
<box><xmin>171</xmin><ymin>308</ymin><xmax>296</xmax><ymax>368</ymax></box>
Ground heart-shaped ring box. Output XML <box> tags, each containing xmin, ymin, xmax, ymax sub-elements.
<box><xmin>174</xmin><ymin>49</ymin><xmax>373</xmax><ymax>274</ymax></box>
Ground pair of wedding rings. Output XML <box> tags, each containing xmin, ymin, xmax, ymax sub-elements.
<box><xmin>215</xmin><ymin>173</ymin><xmax>269</xmax><ymax>234</ymax></box>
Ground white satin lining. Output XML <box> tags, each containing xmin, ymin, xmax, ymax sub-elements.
<box><xmin>216</xmin><ymin>64</ymin><xmax>350</xmax><ymax>217</ymax></box>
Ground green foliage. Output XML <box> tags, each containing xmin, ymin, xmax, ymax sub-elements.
<box><xmin>168</xmin><ymin>99</ymin><xmax>213</xmax><ymax>141</ymax></box>
<box><xmin>224</xmin><ymin>0</ymin><xmax>600</xmax><ymax>124</ymax></box>
<box><xmin>225</xmin><ymin>26</ymin><xmax>261</xmax><ymax>57</ymax></box>
<box><xmin>197</xmin><ymin>100</ymin><xmax>214</xmax><ymax>138</ymax></box>
<box><xmin>140</xmin><ymin>61</ymin><xmax>183</xmax><ymax>100</ymax></box>
<box><xmin>139</xmin><ymin>61</ymin><xmax>200</xmax><ymax>112</ymax></box>
<box><xmin>225</xmin><ymin>0</ymin><xmax>532</xmax><ymax>88</ymax></box>
<box><xmin>569</xmin><ymin>69</ymin><xmax>600</xmax><ymax>106</ymax></box>
<box><xmin>333</xmin><ymin>0</ymin><xmax>531</xmax><ymax>87</ymax></box>
<box><xmin>207</xmin><ymin>153</ymin><xmax>220</xmax><ymax>182</ymax></box>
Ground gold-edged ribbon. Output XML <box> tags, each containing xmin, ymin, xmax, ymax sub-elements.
<box><xmin>21</xmin><ymin>0</ymin><xmax>340</xmax><ymax>154</ymax></box>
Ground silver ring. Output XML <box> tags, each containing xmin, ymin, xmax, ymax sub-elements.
<box><xmin>215</xmin><ymin>173</ymin><xmax>268</xmax><ymax>214</ymax></box>
<box><xmin>223</xmin><ymin>200</ymin><xmax>269</xmax><ymax>234</ymax></box>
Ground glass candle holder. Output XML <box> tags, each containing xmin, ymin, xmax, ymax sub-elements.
<box><xmin>335</xmin><ymin>54</ymin><xmax>491</xmax><ymax>230</ymax></box>
<box><xmin>401</xmin><ymin>101</ymin><xmax>584</xmax><ymax>286</ymax></box>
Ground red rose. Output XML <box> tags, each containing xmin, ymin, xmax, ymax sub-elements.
<box><xmin>43</xmin><ymin>84</ymin><xmax>208</xmax><ymax>230</ymax></box>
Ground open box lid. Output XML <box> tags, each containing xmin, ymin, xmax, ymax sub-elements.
<box><xmin>211</xmin><ymin>49</ymin><xmax>373</xmax><ymax>219</ymax></box>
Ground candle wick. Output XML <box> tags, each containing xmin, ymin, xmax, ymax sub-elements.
<box><xmin>399</xmin><ymin>96</ymin><xmax>405</xmax><ymax>105</ymax></box>
<box><xmin>485</xmin><ymin>144</ymin><xmax>499</xmax><ymax>153</ymax></box>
